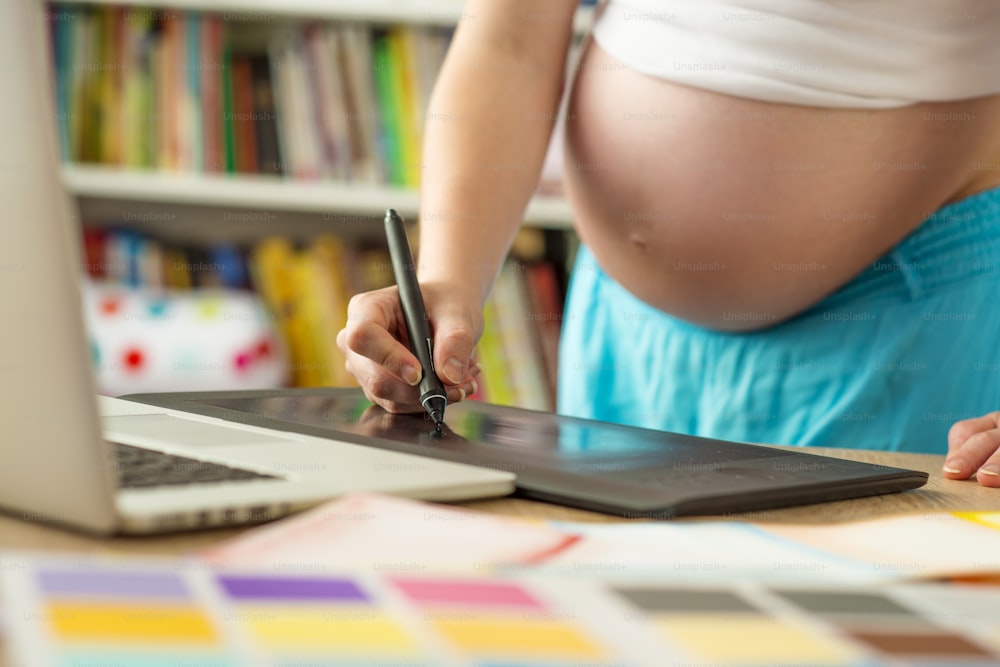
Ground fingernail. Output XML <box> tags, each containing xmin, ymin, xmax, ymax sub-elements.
<box><xmin>443</xmin><ymin>357</ymin><xmax>466</xmax><ymax>384</ymax></box>
<box><xmin>458</xmin><ymin>387</ymin><xmax>466</xmax><ymax>401</ymax></box>
<box><xmin>473</xmin><ymin>361</ymin><xmax>485</xmax><ymax>376</ymax></box>
<box><xmin>470</xmin><ymin>379</ymin><xmax>479</xmax><ymax>396</ymax></box>
<box><xmin>402</xmin><ymin>365</ymin><xmax>421</xmax><ymax>386</ymax></box>
<box><xmin>943</xmin><ymin>458</ymin><xmax>964</xmax><ymax>474</ymax></box>
<box><xmin>978</xmin><ymin>466</ymin><xmax>1000</xmax><ymax>477</ymax></box>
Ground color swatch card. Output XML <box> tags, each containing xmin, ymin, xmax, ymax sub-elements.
<box><xmin>543</xmin><ymin>512</ymin><xmax>1000</xmax><ymax>584</ymax></box>
<box><xmin>3</xmin><ymin>553</ymin><xmax>1000</xmax><ymax>666</ymax></box>
<box><xmin>200</xmin><ymin>492</ymin><xmax>580</xmax><ymax>573</ymax></box>
<box><xmin>201</xmin><ymin>493</ymin><xmax>1000</xmax><ymax>585</ymax></box>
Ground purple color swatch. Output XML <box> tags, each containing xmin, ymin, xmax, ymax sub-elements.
<box><xmin>216</xmin><ymin>575</ymin><xmax>369</xmax><ymax>602</ymax></box>
<box><xmin>37</xmin><ymin>569</ymin><xmax>190</xmax><ymax>599</ymax></box>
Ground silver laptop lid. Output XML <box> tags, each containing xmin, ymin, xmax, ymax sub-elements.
<box><xmin>0</xmin><ymin>1</ymin><xmax>118</xmax><ymax>533</ymax></box>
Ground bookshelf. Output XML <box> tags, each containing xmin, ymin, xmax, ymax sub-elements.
<box><xmin>51</xmin><ymin>0</ymin><xmax>591</xmax><ymax>236</ymax></box>
<box><xmin>48</xmin><ymin>0</ymin><xmax>585</xmax><ymax>409</ymax></box>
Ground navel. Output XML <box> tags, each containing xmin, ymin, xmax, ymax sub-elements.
<box><xmin>629</xmin><ymin>231</ymin><xmax>648</xmax><ymax>249</ymax></box>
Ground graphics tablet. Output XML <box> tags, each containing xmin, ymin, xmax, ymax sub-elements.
<box><xmin>122</xmin><ymin>388</ymin><xmax>929</xmax><ymax>518</ymax></box>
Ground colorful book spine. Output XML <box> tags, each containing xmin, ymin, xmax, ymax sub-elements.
<box><xmin>303</xmin><ymin>235</ymin><xmax>356</xmax><ymax>386</ymax></box>
<box><xmin>475</xmin><ymin>296</ymin><xmax>514</xmax><ymax>407</ymax></box>
<box><xmin>48</xmin><ymin>4</ymin><xmax>73</xmax><ymax>160</ymax></box>
<box><xmin>250</xmin><ymin>54</ymin><xmax>282</xmax><ymax>175</ymax></box>
<box><xmin>185</xmin><ymin>12</ymin><xmax>202</xmax><ymax>171</ymax></box>
<box><xmin>302</xmin><ymin>25</ymin><xmax>346</xmax><ymax>180</ymax></box>
<box><xmin>266</xmin><ymin>33</ymin><xmax>292</xmax><ymax>176</ymax></box>
<box><xmin>525</xmin><ymin>261</ymin><xmax>564</xmax><ymax>409</ymax></box>
<box><xmin>388</xmin><ymin>28</ymin><xmax>421</xmax><ymax>187</ymax></box>
<box><xmin>91</xmin><ymin>7</ymin><xmax>106</xmax><ymax>160</ymax></box>
<box><xmin>230</xmin><ymin>56</ymin><xmax>257</xmax><ymax>174</ymax></box>
<box><xmin>153</xmin><ymin>14</ymin><xmax>169</xmax><ymax>169</ymax></box>
<box><xmin>370</xmin><ymin>30</ymin><xmax>403</xmax><ymax>186</ymax></box>
<box><xmin>221</xmin><ymin>39</ymin><xmax>236</xmax><ymax>174</ymax></box>
<box><xmin>200</xmin><ymin>13</ymin><xmax>223</xmax><ymax>172</ymax></box>
<box><xmin>77</xmin><ymin>8</ymin><xmax>98</xmax><ymax>162</ymax></box>
<box><xmin>125</xmin><ymin>9</ymin><xmax>154</xmax><ymax>167</ymax></box>
<box><xmin>337</xmin><ymin>23</ymin><xmax>382</xmax><ymax>183</ymax></box>
<box><xmin>270</xmin><ymin>31</ymin><xmax>322</xmax><ymax>180</ymax></box>
<box><xmin>491</xmin><ymin>265</ymin><xmax>552</xmax><ymax>411</ymax></box>
<box><xmin>173</xmin><ymin>11</ymin><xmax>190</xmax><ymax>170</ymax></box>
<box><xmin>98</xmin><ymin>7</ymin><xmax>123</xmax><ymax>164</ymax></box>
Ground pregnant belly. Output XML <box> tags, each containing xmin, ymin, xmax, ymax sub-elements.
<box><xmin>562</xmin><ymin>40</ymin><xmax>1000</xmax><ymax>330</ymax></box>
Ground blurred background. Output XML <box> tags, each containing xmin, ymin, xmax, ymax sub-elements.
<box><xmin>44</xmin><ymin>0</ymin><xmax>598</xmax><ymax>406</ymax></box>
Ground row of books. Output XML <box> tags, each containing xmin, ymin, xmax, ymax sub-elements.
<box><xmin>476</xmin><ymin>262</ymin><xmax>561</xmax><ymax>412</ymax></box>
<box><xmin>269</xmin><ymin>22</ymin><xmax>448</xmax><ymax>186</ymax></box>
<box><xmin>81</xmin><ymin>226</ymin><xmax>561</xmax><ymax>409</ymax></box>
<box><xmin>46</xmin><ymin>3</ymin><xmax>450</xmax><ymax>185</ymax></box>
<box><xmin>82</xmin><ymin>226</ymin><xmax>252</xmax><ymax>289</ymax></box>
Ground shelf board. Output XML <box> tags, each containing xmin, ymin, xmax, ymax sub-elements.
<box><xmin>51</xmin><ymin>0</ymin><xmax>595</xmax><ymax>32</ymax></box>
<box><xmin>62</xmin><ymin>166</ymin><xmax>574</xmax><ymax>230</ymax></box>
<box><xmin>52</xmin><ymin>0</ymin><xmax>470</xmax><ymax>26</ymax></box>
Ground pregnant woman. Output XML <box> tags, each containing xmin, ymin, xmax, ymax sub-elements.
<box><xmin>337</xmin><ymin>1</ymin><xmax>1000</xmax><ymax>483</ymax></box>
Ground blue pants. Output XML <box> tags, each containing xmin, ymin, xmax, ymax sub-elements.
<box><xmin>558</xmin><ymin>187</ymin><xmax>1000</xmax><ymax>453</ymax></box>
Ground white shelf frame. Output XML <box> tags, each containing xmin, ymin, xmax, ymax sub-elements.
<box><xmin>51</xmin><ymin>0</ymin><xmax>595</xmax><ymax>32</ymax></box>
<box><xmin>63</xmin><ymin>165</ymin><xmax>574</xmax><ymax>230</ymax></box>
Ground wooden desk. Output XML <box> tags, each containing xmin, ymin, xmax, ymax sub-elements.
<box><xmin>2</xmin><ymin>448</ymin><xmax>1000</xmax><ymax>667</ymax></box>
<box><xmin>1</xmin><ymin>447</ymin><xmax>998</xmax><ymax>558</ymax></box>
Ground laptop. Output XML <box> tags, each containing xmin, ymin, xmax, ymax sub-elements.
<box><xmin>0</xmin><ymin>2</ymin><xmax>514</xmax><ymax>535</ymax></box>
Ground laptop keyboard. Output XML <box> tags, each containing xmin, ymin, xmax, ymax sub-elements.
<box><xmin>111</xmin><ymin>443</ymin><xmax>280</xmax><ymax>489</ymax></box>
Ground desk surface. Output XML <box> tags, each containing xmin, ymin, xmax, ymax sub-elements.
<box><xmin>2</xmin><ymin>448</ymin><xmax>999</xmax><ymax>667</ymax></box>
<box><xmin>1</xmin><ymin>447</ymin><xmax>998</xmax><ymax>557</ymax></box>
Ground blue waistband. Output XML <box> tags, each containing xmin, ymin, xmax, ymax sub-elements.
<box><xmin>816</xmin><ymin>186</ymin><xmax>1000</xmax><ymax>310</ymax></box>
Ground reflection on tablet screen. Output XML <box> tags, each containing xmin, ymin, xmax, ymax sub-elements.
<box><xmin>198</xmin><ymin>395</ymin><xmax>780</xmax><ymax>466</ymax></box>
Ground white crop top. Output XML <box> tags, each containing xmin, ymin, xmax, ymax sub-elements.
<box><xmin>591</xmin><ymin>0</ymin><xmax>1000</xmax><ymax>108</ymax></box>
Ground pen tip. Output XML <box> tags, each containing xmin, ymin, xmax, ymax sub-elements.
<box><xmin>424</xmin><ymin>395</ymin><xmax>446</xmax><ymax>432</ymax></box>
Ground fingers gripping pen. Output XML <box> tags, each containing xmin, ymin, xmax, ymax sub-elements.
<box><xmin>383</xmin><ymin>209</ymin><xmax>447</xmax><ymax>430</ymax></box>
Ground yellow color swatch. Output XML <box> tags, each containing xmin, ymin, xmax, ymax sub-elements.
<box><xmin>244</xmin><ymin>607</ymin><xmax>416</xmax><ymax>653</ymax></box>
<box><xmin>657</xmin><ymin>615</ymin><xmax>858</xmax><ymax>665</ymax></box>
<box><xmin>47</xmin><ymin>602</ymin><xmax>217</xmax><ymax>643</ymax></box>
<box><xmin>430</xmin><ymin>615</ymin><xmax>602</xmax><ymax>659</ymax></box>
<box><xmin>953</xmin><ymin>512</ymin><xmax>1000</xmax><ymax>530</ymax></box>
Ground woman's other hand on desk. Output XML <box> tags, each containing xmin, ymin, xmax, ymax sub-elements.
<box><xmin>944</xmin><ymin>412</ymin><xmax>1000</xmax><ymax>487</ymax></box>
<box><xmin>336</xmin><ymin>283</ymin><xmax>481</xmax><ymax>414</ymax></box>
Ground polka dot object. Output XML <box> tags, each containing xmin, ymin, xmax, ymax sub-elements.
<box><xmin>99</xmin><ymin>297</ymin><xmax>121</xmax><ymax>316</ymax></box>
<box><xmin>196</xmin><ymin>298</ymin><xmax>223</xmax><ymax>320</ymax></box>
<box><xmin>123</xmin><ymin>347</ymin><xmax>145</xmax><ymax>372</ymax></box>
<box><xmin>83</xmin><ymin>282</ymin><xmax>287</xmax><ymax>394</ymax></box>
<box><xmin>146</xmin><ymin>299</ymin><xmax>169</xmax><ymax>318</ymax></box>
<box><xmin>233</xmin><ymin>352</ymin><xmax>251</xmax><ymax>372</ymax></box>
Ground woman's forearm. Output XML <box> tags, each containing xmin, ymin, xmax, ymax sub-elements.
<box><xmin>416</xmin><ymin>0</ymin><xmax>578</xmax><ymax>303</ymax></box>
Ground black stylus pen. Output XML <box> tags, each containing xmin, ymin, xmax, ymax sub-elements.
<box><xmin>384</xmin><ymin>209</ymin><xmax>447</xmax><ymax>430</ymax></box>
